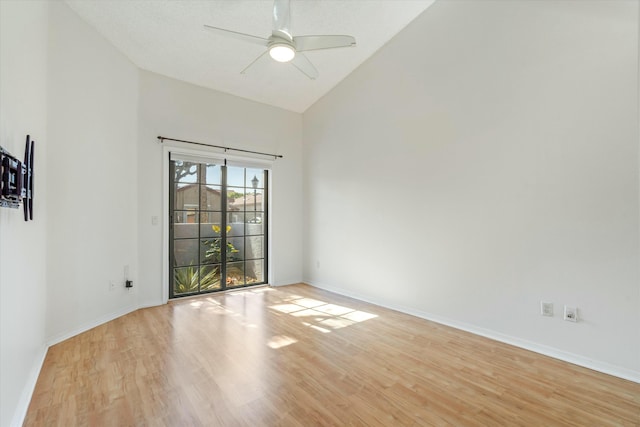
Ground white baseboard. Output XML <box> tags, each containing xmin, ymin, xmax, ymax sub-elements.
<box><xmin>46</xmin><ymin>303</ymin><xmax>138</xmax><ymax>347</ymax></box>
<box><xmin>10</xmin><ymin>344</ymin><xmax>48</xmax><ymax>427</ymax></box>
<box><xmin>270</xmin><ymin>280</ymin><xmax>303</xmax><ymax>287</ymax></box>
<box><xmin>305</xmin><ymin>280</ymin><xmax>640</xmax><ymax>384</ymax></box>
<box><xmin>137</xmin><ymin>299</ymin><xmax>166</xmax><ymax>310</ymax></box>
<box><xmin>271</xmin><ymin>278</ymin><xmax>304</xmax><ymax>287</ymax></box>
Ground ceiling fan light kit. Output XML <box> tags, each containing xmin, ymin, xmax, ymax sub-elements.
<box><xmin>269</xmin><ymin>43</ymin><xmax>296</xmax><ymax>62</ymax></box>
<box><xmin>204</xmin><ymin>0</ymin><xmax>356</xmax><ymax>79</ymax></box>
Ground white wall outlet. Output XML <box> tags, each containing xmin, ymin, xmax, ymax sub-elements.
<box><xmin>109</xmin><ymin>280</ymin><xmax>116</xmax><ymax>291</ymax></box>
<box><xmin>564</xmin><ymin>305</ymin><xmax>577</xmax><ymax>322</ymax></box>
<box><xmin>540</xmin><ymin>301</ymin><xmax>553</xmax><ymax>316</ymax></box>
<box><xmin>151</xmin><ymin>215</ymin><xmax>158</xmax><ymax>226</ymax></box>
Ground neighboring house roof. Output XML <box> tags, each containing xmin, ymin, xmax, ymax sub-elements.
<box><xmin>231</xmin><ymin>193</ymin><xmax>263</xmax><ymax>208</ymax></box>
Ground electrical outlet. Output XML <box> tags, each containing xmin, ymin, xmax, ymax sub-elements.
<box><xmin>564</xmin><ymin>305</ymin><xmax>577</xmax><ymax>322</ymax></box>
<box><xmin>540</xmin><ymin>301</ymin><xmax>553</xmax><ymax>316</ymax></box>
<box><xmin>109</xmin><ymin>280</ymin><xmax>116</xmax><ymax>291</ymax></box>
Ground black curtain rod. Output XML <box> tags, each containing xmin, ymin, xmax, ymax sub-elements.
<box><xmin>157</xmin><ymin>136</ymin><xmax>283</xmax><ymax>159</ymax></box>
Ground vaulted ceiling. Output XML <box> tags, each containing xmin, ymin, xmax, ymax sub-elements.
<box><xmin>65</xmin><ymin>0</ymin><xmax>435</xmax><ymax>113</ymax></box>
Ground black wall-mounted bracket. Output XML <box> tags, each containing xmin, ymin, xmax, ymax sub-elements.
<box><xmin>1</xmin><ymin>135</ymin><xmax>35</xmax><ymax>220</ymax></box>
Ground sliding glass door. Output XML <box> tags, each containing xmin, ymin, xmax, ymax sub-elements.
<box><xmin>169</xmin><ymin>157</ymin><xmax>268</xmax><ymax>298</ymax></box>
<box><xmin>225</xmin><ymin>165</ymin><xmax>267</xmax><ymax>289</ymax></box>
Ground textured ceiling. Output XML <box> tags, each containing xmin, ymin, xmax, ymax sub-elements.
<box><xmin>64</xmin><ymin>0</ymin><xmax>435</xmax><ymax>113</ymax></box>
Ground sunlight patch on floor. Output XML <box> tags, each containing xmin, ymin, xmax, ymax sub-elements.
<box><xmin>302</xmin><ymin>322</ymin><xmax>331</xmax><ymax>334</ymax></box>
<box><xmin>268</xmin><ymin>290</ymin><xmax>378</xmax><ymax>337</ymax></box>
<box><xmin>290</xmin><ymin>309</ymin><xmax>326</xmax><ymax>318</ymax></box>
<box><xmin>293</xmin><ymin>298</ymin><xmax>326</xmax><ymax>308</ymax></box>
<box><xmin>250</xmin><ymin>287</ymin><xmax>275</xmax><ymax>293</ymax></box>
<box><xmin>342</xmin><ymin>310</ymin><xmax>378</xmax><ymax>322</ymax></box>
<box><xmin>267</xmin><ymin>335</ymin><xmax>298</xmax><ymax>349</ymax></box>
<box><xmin>319</xmin><ymin>317</ymin><xmax>355</xmax><ymax>330</ymax></box>
<box><xmin>175</xmin><ymin>286</ymin><xmax>378</xmax><ymax>350</ymax></box>
<box><xmin>270</xmin><ymin>304</ymin><xmax>305</xmax><ymax>314</ymax></box>
<box><xmin>313</xmin><ymin>304</ymin><xmax>353</xmax><ymax>316</ymax></box>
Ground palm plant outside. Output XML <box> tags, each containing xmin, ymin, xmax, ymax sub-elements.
<box><xmin>173</xmin><ymin>264</ymin><xmax>220</xmax><ymax>294</ymax></box>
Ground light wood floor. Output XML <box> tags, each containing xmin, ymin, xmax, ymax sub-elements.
<box><xmin>25</xmin><ymin>284</ymin><xmax>639</xmax><ymax>426</ymax></box>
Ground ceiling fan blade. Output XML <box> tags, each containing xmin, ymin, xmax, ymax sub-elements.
<box><xmin>204</xmin><ymin>25</ymin><xmax>269</xmax><ymax>47</ymax></box>
<box><xmin>272</xmin><ymin>0</ymin><xmax>292</xmax><ymax>41</ymax></box>
<box><xmin>240</xmin><ymin>50</ymin><xmax>269</xmax><ymax>75</ymax></box>
<box><xmin>294</xmin><ymin>35</ymin><xmax>356</xmax><ymax>52</ymax></box>
<box><xmin>291</xmin><ymin>52</ymin><xmax>318</xmax><ymax>80</ymax></box>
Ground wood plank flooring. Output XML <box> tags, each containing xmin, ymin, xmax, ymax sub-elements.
<box><xmin>25</xmin><ymin>284</ymin><xmax>640</xmax><ymax>426</ymax></box>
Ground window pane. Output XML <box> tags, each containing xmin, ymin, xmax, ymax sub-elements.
<box><xmin>228</xmin><ymin>221</ymin><xmax>244</xmax><ymax>237</ymax></box>
<box><xmin>244</xmin><ymin>189</ymin><xmax>264</xmax><ymax>212</ymax></box>
<box><xmin>227</xmin><ymin>188</ymin><xmax>246</xmax><ymax>201</ymax></box>
<box><xmin>246</xmin><ymin>169</ymin><xmax>265</xmax><ymax>189</ymax></box>
<box><xmin>173</xmin><ymin>211</ymin><xmax>198</xmax><ymax>238</ymax></box>
<box><xmin>205</xmin><ymin>164</ymin><xmax>221</xmax><ymax>185</ymax></box>
<box><xmin>245</xmin><ymin>236</ymin><xmax>263</xmax><ymax>260</ymax></box>
<box><xmin>246</xmin><ymin>212</ymin><xmax>264</xmax><ymax>228</ymax></box>
<box><xmin>174</xmin><ymin>161</ymin><xmax>198</xmax><ymax>183</ymax></box>
<box><xmin>246</xmin><ymin>259</ymin><xmax>264</xmax><ymax>284</ymax></box>
<box><xmin>227</xmin><ymin>237</ymin><xmax>244</xmax><ymax>262</ymax></box>
<box><xmin>200</xmin><ymin>212</ymin><xmax>222</xmax><ymax>238</ymax></box>
<box><xmin>200</xmin><ymin>265</ymin><xmax>221</xmax><ymax>292</ymax></box>
<box><xmin>173</xmin><ymin>239</ymin><xmax>199</xmax><ymax>267</ymax></box>
<box><xmin>228</xmin><ymin>197</ymin><xmax>243</xmax><ymax>211</ymax></box>
<box><xmin>201</xmin><ymin>238</ymin><xmax>222</xmax><ymax>264</ymax></box>
<box><xmin>228</xmin><ymin>212</ymin><xmax>245</xmax><ymax>231</ymax></box>
<box><xmin>226</xmin><ymin>261</ymin><xmax>245</xmax><ymax>287</ymax></box>
<box><xmin>227</xmin><ymin>188</ymin><xmax>245</xmax><ymax>211</ymax></box>
<box><xmin>173</xmin><ymin>266</ymin><xmax>200</xmax><ymax>295</ymax></box>
<box><xmin>245</xmin><ymin>217</ymin><xmax>263</xmax><ymax>235</ymax></box>
<box><xmin>227</xmin><ymin>166</ymin><xmax>245</xmax><ymax>187</ymax></box>
<box><xmin>174</xmin><ymin>183</ymin><xmax>199</xmax><ymax>210</ymax></box>
<box><xmin>201</xmin><ymin>185</ymin><xmax>222</xmax><ymax>211</ymax></box>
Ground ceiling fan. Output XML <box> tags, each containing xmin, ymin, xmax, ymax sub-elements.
<box><xmin>204</xmin><ymin>0</ymin><xmax>356</xmax><ymax>80</ymax></box>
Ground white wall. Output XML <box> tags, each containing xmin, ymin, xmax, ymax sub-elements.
<box><xmin>303</xmin><ymin>0</ymin><xmax>640</xmax><ymax>379</ymax></box>
<box><xmin>0</xmin><ymin>2</ymin><xmax>49</xmax><ymax>425</ymax></box>
<box><xmin>45</xmin><ymin>2</ymin><xmax>139</xmax><ymax>342</ymax></box>
<box><xmin>137</xmin><ymin>71</ymin><xmax>303</xmax><ymax>307</ymax></box>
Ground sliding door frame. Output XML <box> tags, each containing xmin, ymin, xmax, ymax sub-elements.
<box><xmin>161</xmin><ymin>145</ymin><xmax>273</xmax><ymax>303</ymax></box>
